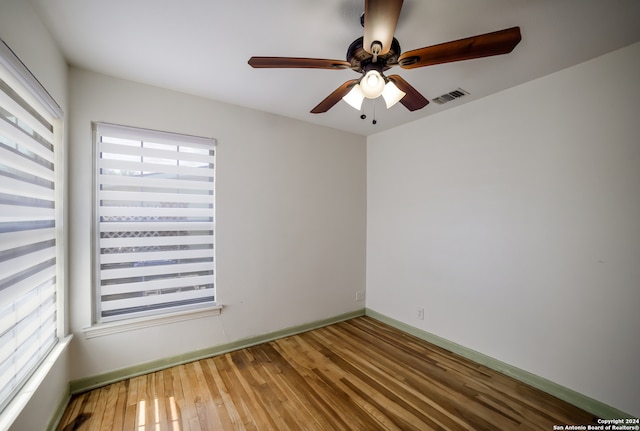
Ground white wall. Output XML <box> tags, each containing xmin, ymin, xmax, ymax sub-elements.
<box><xmin>367</xmin><ymin>42</ymin><xmax>640</xmax><ymax>416</ymax></box>
<box><xmin>0</xmin><ymin>0</ymin><xmax>67</xmax><ymax>107</ymax></box>
<box><xmin>67</xmin><ymin>68</ymin><xmax>367</xmax><ymax>379</ymax></box>
<box><xmin>0</xmin><ymin>1</ymin><xmax>70</xmax><ymax>430</ymax></box>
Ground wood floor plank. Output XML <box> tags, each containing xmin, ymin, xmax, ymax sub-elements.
<box><xmin>193</xmin><ymin>360</ymin><xmax>226</xmax><ymax>430</ymax></box>
<box><xmin>110</xmin><ymin>380</ymin><xmax>128</xmax><ymax>431</ymax></box>
<box><xmin>80</xmin><ymin>385</ymin><xmax>104</xmax><ymax>430</ymax></box>
<box><xmin>58</xmin><ymin>391</ymin><xmax>91</xmax><ymax>430</ymax></box>
<box><xmin>57</xmin><ymin>317</ymin><xmax>601</xmax><ymax>430</ymax></box>
<box><xmin>198</xmin><ymin>357</ymin><xmax>236</xmax><ymax>430</ymax></box>
<box><xmin>178</xmin><ymin>363</ymin><xmax>202</xmax><ymax>431</ymax></box>
<box><xmin>142</xmin><ymin>373</ymin><xmax>156</xmax><ymax>431</ymax></box>
<box><xmin>214</xmin><ymin>354</ymin><xmax>260</xmax><ymax>430</ymax></box>
<box><xmin>168</xmin><ymin>365</ymin><xmax>191</xmax><ymax>431</ymax></box>
<box><xmin>154</xmin><ymin>370</ymin><xmax>170</xmax><ymax>431</ymax></box>
<box><xmin>97</xmin><ymin>382</ymin><xmax>120</xmax><ymax>431</ymax></box>
<box><xmin>203</xmin><ymin>358</ymin><xmax>247</xmax><ymax>430</ymax></box>
<box><xmin>123</xmin><ymin>375</ymin><xmax>139</xmax><ymax>430</ymax></box>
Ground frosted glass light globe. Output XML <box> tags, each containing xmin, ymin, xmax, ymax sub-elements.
<box><xmin>360</xmin><ymin>70</ymin><xmax>385</xmax><ymax>99</ymax></box>
<box><xmin>342</xmin><ymin>84</ymin><xmax>365</xmax><ymax>110</ymax></box>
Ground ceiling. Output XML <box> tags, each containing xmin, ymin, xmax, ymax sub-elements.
<box><xmin>29</xmin><ymin>0</ymin><xmax>640</xmax><ymax>136</ymax></box>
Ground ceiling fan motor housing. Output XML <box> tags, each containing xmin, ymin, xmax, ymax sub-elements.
<box><xmin>346</xmin><ymin>36</ymin><xmax>401</xmax><ymax>74</ymax></box>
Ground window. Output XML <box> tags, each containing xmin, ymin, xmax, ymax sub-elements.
<box><xmin>0</xmin><ymin>40</ymin><xmax>63</xmax><ymax>413</ymax></box>
<box><xmin>95</xmin><ymin>123</ymin><xmax>216</xmax><ymax>323</ymax></box>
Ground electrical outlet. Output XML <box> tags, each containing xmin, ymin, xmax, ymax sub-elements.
<box><xmin>417</xmin><ymin>307</ymin><xmax>424</xmax><ymax>320</ymax></box>
<box><xmin>355</xmin><ymin>291</ymin><xmax>365</xmax><ymax>301</ymax></box>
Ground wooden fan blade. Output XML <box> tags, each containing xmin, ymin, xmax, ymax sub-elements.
<box><xmin>311</xmin><ymin>79</ymin><xmax>360</xmax><ymax>114</ymax></box>
<box><xmin>387</xmin><ymin>75</ymin><xmax>429</xmax><ymax>111</ymax></box>
<box><xmin>363</xmin><ymin>0</ymin><xmax>404</xmax><ymax>55</ymax></box>
<box><xmin>248</xmin><ymin>57</ymin><xmax>351</xmax><ymax>69</ymax></box>
<box><xmin>398</xmin><ymin>26</ymin><xmax>522</xmax><ymax>69</ymax></box>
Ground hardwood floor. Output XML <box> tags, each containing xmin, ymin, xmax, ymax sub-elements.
<box><xmin>56</xmin><ymin>317</ymin><xmax>598</xmax><ymax>430</ymax></box>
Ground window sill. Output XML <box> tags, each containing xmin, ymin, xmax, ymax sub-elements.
<box><xmin>83</xmin><ymin>305</ymin><xmax>223</xmax><ymax>339</ymax></box>
<box><xmin>0</xmin><ymin>335</ymin><xmax>73</xmax><ymax>431</ymax></box>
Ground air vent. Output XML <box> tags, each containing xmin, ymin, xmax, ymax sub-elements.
<box><xmin>432</xmin><ymin>88</ymin><xmax>469</xmax><ymax>105</ymax></box>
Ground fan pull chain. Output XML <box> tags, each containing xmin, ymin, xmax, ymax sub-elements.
<box><xmin>358</xmin><ymin>99</ymin><xmax>378</xmax><ymax>125</ymax></box>
<box><xmin>372</xmin><ymin>99</ymin><xmax>377</xmax><ymax>125</ymax></box>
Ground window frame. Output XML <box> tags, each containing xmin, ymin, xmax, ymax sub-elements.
<box><xmin>0</xmin><ymin>38</ymin><xmax>65</xmax><ymax>417</ymax></box>
<box><xmin>92</xmin><ymin>122</ymin><xmax>218</xmax><ymax>325</ymax></box>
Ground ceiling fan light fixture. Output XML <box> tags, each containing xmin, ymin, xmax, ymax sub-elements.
<box><xmin>381</xmin><ymin>80</ymin><xmax>406</xmax><ymax>108</ymax></box>
<box><xmin>248</xmin><ymin>0</ymin><xmax>521</xmax><ymax>117</ymax></box>
<box><xmin>342</xmin><ymin>84</ymin><xmax>365</xmax><ymax>110</ymax></box>
<box><xmin>360</xmin><ymin>70</ymin><xmax>385</xmax><ymax>99</ymax></box>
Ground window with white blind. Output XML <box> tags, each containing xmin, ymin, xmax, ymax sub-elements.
<box><xmin>0</xmin><ymin>40</ymin><xmax>63</xmax><ymax>413</ymax></box>
<box><xmin>95</xmin><ymin>123</ymin><xmax>216</xmax><ymax>323</ymax></box>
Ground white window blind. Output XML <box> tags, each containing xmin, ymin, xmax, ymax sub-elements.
<box><xmin>95</xmin><ymin>123</ymin><xmax>216</xmax><ymax>322</ymax></box>
<box><xmin>0</xmin><ymin>40</ymin><xmax>62</xmax><ymax>413</ymax></box>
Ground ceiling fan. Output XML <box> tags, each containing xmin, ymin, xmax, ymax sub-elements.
<box><xmin>248</xmin><ymin>0</ymin><xmax>521</xmax><ymax>114</ymax></box>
